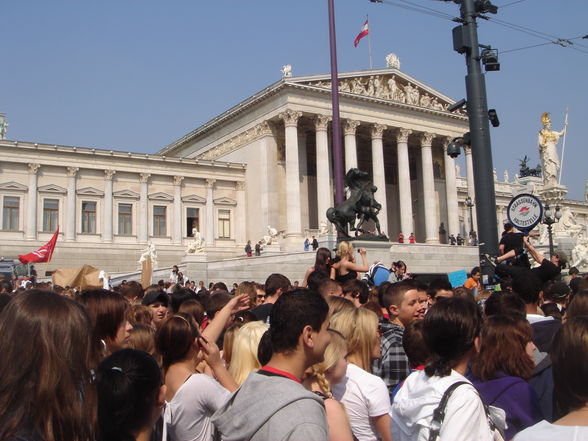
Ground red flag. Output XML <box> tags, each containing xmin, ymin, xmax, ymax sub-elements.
<box><xmin>18</xmin><ymin>227</ymin><xmax>59</xmax><ymax>264</ymax></box>
<box><xmin>354</xmin><ymin>20</ymin><xmax>369</xmax><ymax>47</ymax></box>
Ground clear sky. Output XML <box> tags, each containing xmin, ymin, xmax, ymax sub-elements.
<box><xmin>1</xmin><ymin>0</ymin><xmax>587</xmax><ymax>200</ymax></box>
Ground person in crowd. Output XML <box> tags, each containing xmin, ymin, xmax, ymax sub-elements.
<box><xmin>127</xmin><ymin>323</ymin><xmax>160</xmax><ymax>366</ymax></box>
<box><xmin>303</xmin><ymin>329</ymin><xmax>354</xmax><ymax>441</ymax></box>
<box><xmin>362</xmin><ymin>261</ymin><xmax>391</xmax><ymax>288</ymax></box>
<box><xmin>312</xmin><ymin>236</ymin><xmax>319</xmax><ymax>251</ymax></box>
<box><xmin>212</xmin><ymin>290</ymin><xmax>331</xmax><ymax>441</ymax></box>
<box><xmin>170</xmin><ymin>265</ymin><xmax>181</xmax><ymax>284</ymax></box>
<box><xmin>427</xmin><ymin>278</ymin><xmax>454</xmax><ymax>305</ymax></box>
<box><xmin>255</xmin><ymin>241</ymin><xmax>262</xmax><ymax>256</ymax></box>
<box><xmin>119</xmin><ymin>280</ymin><xmax>145</xmax><ymax>304</ymax></box>
<box><xmin>227</xmin><ymin>321</ymin><xmax>269</xmax><ymax>385</ymax></box>
<box><xmin>514</xmin><ymin>317</ymin><xmax>588</xmax><ymax>440</ymax></box>
<box><xmin>0</xmin><ymin>290</ymin><xmax>96</xmax><ymax>441</ymax></box>
<box><xmin>96</xmin><ymin>349</ymin><xmax>165</xmax><ymax>441</ymax></box>
<box><xmin>0</xmin><ymin>293</ymin><xmax>12</xmax><ymax>314</ymax></box>
<box><xmin>326</xmin><ymin>296</ymin><xmax>356</xmax><ymax>318</ymax></box>
<box><xmin>391</xmin><ymin>296</ymin><xmax>494</xmax><ymax>441</ymax></box>
<box><xmin>484</xmin><ymin>290</ymin><xmax>526</xmax><ymax>318</ymax></box>
<box><xmin>470</xmin><ymin>315</ymin><xmax>543</xmax><ymax>439</ymax></box>
<box><xmin>79</xmin><ymin>289</ymin><xmax>133</xmax><ymax>364</ymax></box>
<box><xmin>564</xmin><ymin>289</ymin><xmax>588</xmax><ymax>322</ymax></box>
<box><xmin>408</xmin><ymin>233</ymin><xmax>415</xmax><ymax>244</ymax></box>
<box><xmin>254</xmin><ymin>283</ymin><xmax>266</xmax><ymax>305</ymax></box>
<box><xmin>127</xmin><ymin>304</ymin><xmax>155</xmax><ymax>328</ymax></box>
<box><xmin>250</xmin><ymin>273</ymin><xmax>291</xmax><ymax>323</ymax></box>
<box><xmin>170</xmin><ymin>287</ymin><xmax>198</xmax><ymax>313</ymax></box>
<box><xmin>156</xmin><ymin>313</ymin><xmax>237</xmax><ymax>441</ymax></box>
<box><xmin>331</xmin><ymin>307</ymin><xmax>392</xmax><ymax>441</ymax></box>
<box><xmin>245</xmin><ymin>240</ymin><xmax>253</xmax><ymax>257</ymax></box>
<box><xmin>373</xmin><ymin>280</ymin><xmax>428</xmax><ymax>393</ymax></box>
<box><xmin>464</xmin><ymin>266</ymin><xmax>483</xmax><ymax>296</ymax></box>
<box><xmin>330</xmin><ymin>241</ymin><xmax>368</xmax><ymax>284</ymax></box>
<box><xmin>388</xmin><ymin>260</ymin><xmax>411</xmax><ymax>283</ymax></box>
<box><xmin>142</xmin><ymin>287</ymin><xmax>170</xmax><ymax>330</ymax></box>
<box><xmin>319</xmin><ymin>279</ymin><xmax>343</xmax><ymax>297</ymax></box>
<box><xmin>542</xmin><ymin>281</ymin><xmax>569</xmax><ymax>313</ymax></box>
<box><xmin>235</xmin><ymin>281</ymin><xmax>258</xmax><ymax>309</ymax></box>
<box><xmin>178</xmin><ymin>299</ymin><xmax>206</xmax><ymax>326</ymax></box>
<box><xmin>397</xmin><ymin>231</ymin><xmax>404</xmax><ymax>243</ymax></box>
<box><xmin>304</xmin><ymin>238</ymin><xmax>310</xmax><ymax>251</ymax></box>
<box><xmin>341</xmin><ymin>279</ymin><xmax>370</xmax><ymax>307</ymax></box>
<box><xmin>302</xmin><ymin>247</ymin><xmax>332</xmax><ymax>288</ymax></box>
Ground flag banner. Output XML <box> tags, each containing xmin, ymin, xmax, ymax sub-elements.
<box><xmin>18</xmin><ymin>227</ymin><xmax>59</xmax><ymax>264</ymax></box>
<box><xmin>354</xmin><ymin>19</ymin><xmax>369</xmax><ymax>47</ymax></box>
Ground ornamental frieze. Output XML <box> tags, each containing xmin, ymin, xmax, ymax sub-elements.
<box><xmin>201</xmin><ymin>121</ymin><xmax>274</xmax><ymax>160</ymax></box>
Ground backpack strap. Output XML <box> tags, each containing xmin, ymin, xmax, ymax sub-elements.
<box><xmin>428</xmin><ymin>381</ymin><xmax>470</xmax><ymax>441</ymax></box>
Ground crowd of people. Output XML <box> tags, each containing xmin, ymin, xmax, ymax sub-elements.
<box><xmin>0</xmin><ymin>234</ymin><xmax>587</xmax><ymax>441</ymax></box>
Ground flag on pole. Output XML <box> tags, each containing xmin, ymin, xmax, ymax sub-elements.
<box><xmin>354</xmin><ymin>19</ymin><xmax>369</xmax><ymax>47</ymax></box>
<box><xmin>18</xmin><ymin>227</ymin><xmax>59</xmax><ymax>264</ymax></box>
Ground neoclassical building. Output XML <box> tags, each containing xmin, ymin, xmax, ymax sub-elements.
<box><xmin>1</xmin><ymin>62</ymin><xmax>587</xmax><ymax>274</ymax></box>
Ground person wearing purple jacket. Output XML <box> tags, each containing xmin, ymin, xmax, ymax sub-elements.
<box><xmin>470</xmin><ymin>315</ymin><xmax>543</xmax><ymax>439</ymax></box>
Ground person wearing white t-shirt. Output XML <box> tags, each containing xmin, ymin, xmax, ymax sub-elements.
<box><xmin>391</xmin><ymin>297</ymin><xmax>494</xmax><ymax>441</ymax></box>
<box><xmin>331</xmin><ymin>307</ymin><xmax>392</xmax><ymax>441</ymax></box>
<box><xmin>514</xmin><ymin>317</ymin><xmax>588</xmax><ymax>441</ymax></box>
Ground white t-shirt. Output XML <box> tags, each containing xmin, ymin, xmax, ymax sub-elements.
<box><xmin>332</xmin><ymin>362</ymin><xmax>391</xmax><ymax>441</ymax></box>
<box><xmin>164</xmin><ymin>374</ymin><xmax>230</xmax><ymax>441</ymax></box>
<box><xmin>391</xmin><ymin>370</ymin><xmax>493</xmax><ymax>441</ymax></box>
<box><xmin>514</xmin><ymin>420</ymin><xmax>588</xmax><ymax>441</ymax></box>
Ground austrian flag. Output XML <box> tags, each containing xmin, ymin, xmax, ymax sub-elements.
<box><xmin>354</xmin><ymin>20</ymin><xmax>369</xmax><ymax>47</ymax></box>
<box><xmin>18</xmin><ymin>227</ymin><xmax>59</xmax><ymax>264</ymax></box>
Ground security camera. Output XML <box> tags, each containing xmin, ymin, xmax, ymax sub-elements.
<box><xmin>447</xmin><ymin>140</ymin><xmax>462</xmax><ymax>158</ymax></box>
<box><xmin>447</xmin><ymin>98</ymin><xmax>467</xmax><ymax>113</ymax></box>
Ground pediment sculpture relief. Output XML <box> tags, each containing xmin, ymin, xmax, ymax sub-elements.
<box><xmin>307</xmin><ymin>75</ymin><xmax>461</xmax><ymax>113</ymax></box>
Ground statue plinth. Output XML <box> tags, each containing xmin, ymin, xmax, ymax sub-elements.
<box><xmin>538</xmin><ymin>184</ymin><xmax>567</xmax><ymax>205</ymax></box>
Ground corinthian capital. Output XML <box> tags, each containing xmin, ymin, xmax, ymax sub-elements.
<box><xmin>279</xmin><ymin>109</ymin><xmax>302</xmax><ymax>127</ymax></box>
<box><xmin>66</xmin><ymin>167</ymin><xmax>79</xmax><ymax>177</ymax></box>
<box><xmin>371</xmin><ymin>124</ymin><xmax>387</xmax><ymax>139</ymax></box>
<box><xmin>28</xmin><ymin>163</ymin><xmax>41</xmax><ymax>175</ymax></box>
<box><xmin>173</xmin><ymin>176</ymin><xmax>185</xmax><ymax>186</ymax></box>
<box><xmin>205</xmin><ymin>178</ymin><xmax>216</xmax><ymax>189</ymax></box>
<box><xmin>396</xmin><ymin>128</ymin><xmax>412</xmax><ymax>143</ymax></box>
<box><xmin>343</xmin><ymin>119</ymin><xmax>360</xmax><ymax>135</ymax></box>
<box><xmin>139</xmin><ymin>173</ymin><xmax>151</xmax><ymax>183</ymax></box>
<box><xmin>104</xmin><ymin>170</ymin><xmax>116</xmax><ymax>180</ymax></box>
<box><xmin>314</xmin><ymin>114</ymin><xmax>331</xmax><ymax>131</ymax></box>
<box><xmin>419</xmin><ymin>132</ymin><xmax>435</xmax><ymax>147</ymax></box>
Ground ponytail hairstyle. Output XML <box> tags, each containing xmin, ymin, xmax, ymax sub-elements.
<box><xmin>424</xmin><ymin>296</ymin><xmax>482</xmax><ymax>377</ymax></box>
<box><xmin>155</xmin><ymin>313</ymin><xmax>200</xmax><ymax>370</ymax></box>
<box><xmin>96</xmin><ymin>349</ymin><xmax>162</xmax><ymax>441</ymax></box>
<box><xmin>311</xmin><ymin>329</ymin><xmax>348</xmax><ymax>395</ymax></box>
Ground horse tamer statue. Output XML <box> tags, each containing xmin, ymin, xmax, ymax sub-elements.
<box><xmin>326</xmin><ymin>168</ymin><xmax>387</xmax><ymax>240</ymax></box>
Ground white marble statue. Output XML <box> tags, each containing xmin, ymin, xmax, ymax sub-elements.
<box><xmin>186</xmin><ymin>228</ymin><xmax>205</xmax><ymax>254</ymax></box>
<box><xmin>386</xmin><ymin>53</ymin><xmax>400</xmax><ymax>69</ymax></box>
<box><xmin>0</xmin><ymin>117</ymin><xmax>7</xmax><ymax>140</ymax></box>
<box><xmin>281</xmin><ymin>64</ymin><xmax>292</xmax><ymax>78</ymax></box>
<box><xmin>571</xmin><ymin>232</ymin><xmax>588</xmax><ymax>269</ymax></box>
<box><xmin>387</xmin><ymin>76</ymin><xmax>398</xmax><ymax>100</ymax></box>
<box><xmin>263</xmin><ymin>225</ymin><xmax>280</xmax><ymax>245</ymax></box>
<box><xmin>138</xmin><ymin>241</ymin><xmax>158</xmax><ymax>267</ymax></box>
<box><xmin>319</xmin><ymin>221</ymin><xmax>331</xmax><ymax>235</ymax></box>
<box><xmin>404</xmin><ymin>82</ymin><xmax>419</xmax><ymax>105</ymax></box>
<box><xmin>538</xmin><ymin>112</ymin><xmax>566</xmax><ymax>187</ymax></box>
<box><xmin>503</xmin><ymin>170</ymin><xmax>509</xmax><ymax>183</ymax></box>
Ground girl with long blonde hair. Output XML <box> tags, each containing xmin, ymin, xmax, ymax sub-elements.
<box><xmin>331</xmin><ymin>241</ymin><xmax>368</xmax><ymax>284</ymax></box>
<box><xmin>228</xmin><ymin>321</ymin><xmax>269</xmax><ymax>385</ymax></box>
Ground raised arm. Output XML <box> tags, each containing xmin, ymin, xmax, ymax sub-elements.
<box><xmin>201</xmin><ymin>294</ymin><xmax>249</xmax><ymax>343</ymax></box>
<box><xmin>524</xmin><ymin>236</ymin><xmax>545</xmax><ymax>264</ymax></box>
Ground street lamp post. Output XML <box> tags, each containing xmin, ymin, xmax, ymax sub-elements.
<box><xmin>541</xmin><ymin>204</ymin><xmax>562</xmax><ymax>257</ymax></box>
<box><xmin>465</xmin><ymin>196</ymin><xmax>475</xmax><ymax>236</ymax></box>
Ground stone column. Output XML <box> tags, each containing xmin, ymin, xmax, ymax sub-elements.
<box><xmin>257</xmin><ymin>121</ymin><xmax>276</xmax><ymax>229</ymax></box>
<box><xmin>205</xmin><ymin>178</ymin><xmax>216</xmax><ymax>245</ymax></box>
<box><xmin>343</xmin><ymin>119</ymin><xmax>360</xmax><ymax>171</ymax></box>
<box><xmin>315</xmin><ymin>115</ymin><xmax>331</xmax><ymax>227</ymax></box>
<box><xmin>419</xmin><ymin>133</ymin><xmax>439</xmax><ymax>243</ymax></box>
<box><xmin>138</xmin><ymin>173</ymin><xmax>150</xmax><ymax>243</ymax></box>
<box><xmin>236</xmin><ymin>181</ymin><xmax>247</xmax><ymax>245</ymax></box>
<box><xmin>496</xmin><ymin>205</ymin><xmax>504</xmax><ymax>236</ymax></box>
<box><xmin>25</xmin><ymin>163</ymin><xmax>40</xmax><ymax>240</ymax></box>
<box><xmin>371</xmin><ymin>124</ymin><xmax>388</xmax><ymax>234</ymax></box>
<box><xmin>279</xmin><ymin>109</ymin><xmax>303</xmax><ymax>236</ymax></box>
<box><xmin>396</xmin><ymin>128</ymin><xmax>413</xmax><ymax>238</ymax></box>
<box><xmin>464</xmin><ymin>146</ymin><xmax>477</xmax><ymax>230</ymax></box>
<box><xmin>66</xmin><ymin>167</ymin><xmax>79</xmax><ymax>241</ymax></box>
<box><xmin>173</xmin><ymin>176</ymin><xmax>184</xmax><ymax>244</ymax></box>
<box><xmin>103</xmin><ymin>170</ymin><xmax>115</xmax><ymax>242</ymax></box>
<box><xmin>442</xmin><ymin>139</ymin><xmax>459</xmax><ymax>239</ymax></box>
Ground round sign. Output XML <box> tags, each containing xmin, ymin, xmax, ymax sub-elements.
<box><xmin>506</xmin><ymin>193</ymin><xmax>543</xmax><ymax>232</ymax></box>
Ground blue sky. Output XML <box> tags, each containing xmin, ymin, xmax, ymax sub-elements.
<box><xmin>2</xmin><ymin>0</ymin><xmax>587</xmax><ymax>200</ymax></box>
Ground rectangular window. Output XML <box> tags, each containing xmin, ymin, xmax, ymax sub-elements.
<box><xmin>118</xmin><ymin>203</ymin><xmax>132</xmax><ymax>235</ymax></box>
<box><xmin>153</xmin><ymin>205</ymin><xmax>166</xmax><ymax>237</ymax></box>
<box><xmin>218</xmin><ymin>209</ymin><xmax>230</xmax><ymax>238</ymax></box>
<box><xmin>42</xmin><ymin>199</ymin><xmax>59</xmax><ymax>232</ymax></box>
<box><xmin>81</xmin><ymin>201</ymin><xmax>96</xmax><ymax>233</ymax></box>
<box><xmin>187</xmin><ymin>207</ymin><xmax>200</xmax><ymax>237</ymax></box>
<box><xmin>2</xmin><ymin>196</ymin><xmax>19</xmax><ymax>231</ymax></box>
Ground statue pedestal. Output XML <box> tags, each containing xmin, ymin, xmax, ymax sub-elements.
<box><xmin>318</xmin><ymin>234</ymin><xmax>337</xmax><ymax>252</ymax></box>
<box><xmin>182</xmin><ymin>253</ymin><xmax>208</xmax><ymax>283</ymax></box>
<box><xmin>538</xmin><ymin>184</ymin><xmax>567</xmax><ymax>205</ymax></box>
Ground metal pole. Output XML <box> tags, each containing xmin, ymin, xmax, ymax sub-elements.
<box><xmin>460</xmin><ymin>0</ymin><xmax>499</xmax><ymax>283</ymax></box>
<box><xmin>547</xmin><ymin>224</ymin><xmax>554</xmax><ymax>258</ymax></box>
<box><xmin>328</xmin><ymin>0</ymin><xmax>345</xmax><ymax>206</ymax></box>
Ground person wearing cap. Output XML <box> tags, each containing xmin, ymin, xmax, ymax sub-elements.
<box><xmin>142</xmin><ymin>288</ymin><xmax>169</xmax><ymax>329</ymax></box>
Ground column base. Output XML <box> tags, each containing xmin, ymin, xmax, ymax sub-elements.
<box><xmin>426</xmin><ymin>238</ymin><xmax>439</xmax><ymax>244</ymax></box>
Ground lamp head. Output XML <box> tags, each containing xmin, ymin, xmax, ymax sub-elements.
<box><xmin>447</xmin><ymin>139</ymin><xmax>462</xmax><ymax>158</ymax></box>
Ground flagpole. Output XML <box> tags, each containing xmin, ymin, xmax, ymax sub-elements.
<box><xmin>558</xmin><ymin>108</ymin><xmax>569</xmax><ymax>185</ymax></box>
<box><xmin>367</xmin><ymin>15</ymin><xmax>373</xmax><ymax>69</ymax></box>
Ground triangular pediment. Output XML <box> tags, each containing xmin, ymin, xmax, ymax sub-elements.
<box><xmin>77</xmin><ymin>187</ymin><xmax>104</xmax><ymax>197</ymax></box>
<box><xmin>148</xmin><ymin>192</ymin><xmax>173</xmax><ymax>201</ymax></box>
<box><xmin>182</xmin><ymin>194</ymin><xmax>206</xmax><ymax>203</ymax></box>
<box><xmin>113</xmin><ymin>189</ymin><xmax>140</xmax><ymax>200</ymax></box>
<box><xmin>213</xmin><ymin>197</ymin><xmax>237</xmax><ymax>206</ymax></box>
<box><xmin>290</xmin><ymin>69</ymin><xmax>464</xmax><ymax>114</ymax></box>
<box><xmin>0</xmin><ymin>181</ymin><xmax>27</xmax><ymax>192</ymax></box>
<box><xmin>38</xmin><ymin>184</ymin><xmax>67</xmax><ymax>194</ymax></box>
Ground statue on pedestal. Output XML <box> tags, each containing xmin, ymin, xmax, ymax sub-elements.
<box><xmin>571</xmin><ymin>232</ymin><xmax>588</xmax><ymax>270</ymax></box>
<box><xmin>138</xmin><ymin>241</ymin><xmax>158</xmax><ymax>268</ymax></box>
<box><xmin>262</xmin><ymin>225</ymin><xmax>282</xmax><ymax>245</ymax></box>
<box><xmin>186</xmin><ymin>228</ymin><xmax>204</xmax><ymax>254</ymax></box>
<box><xmin>538</xmin><ymin>112</ymin><xmax>566</xmax><ymax>187</ymax></box>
